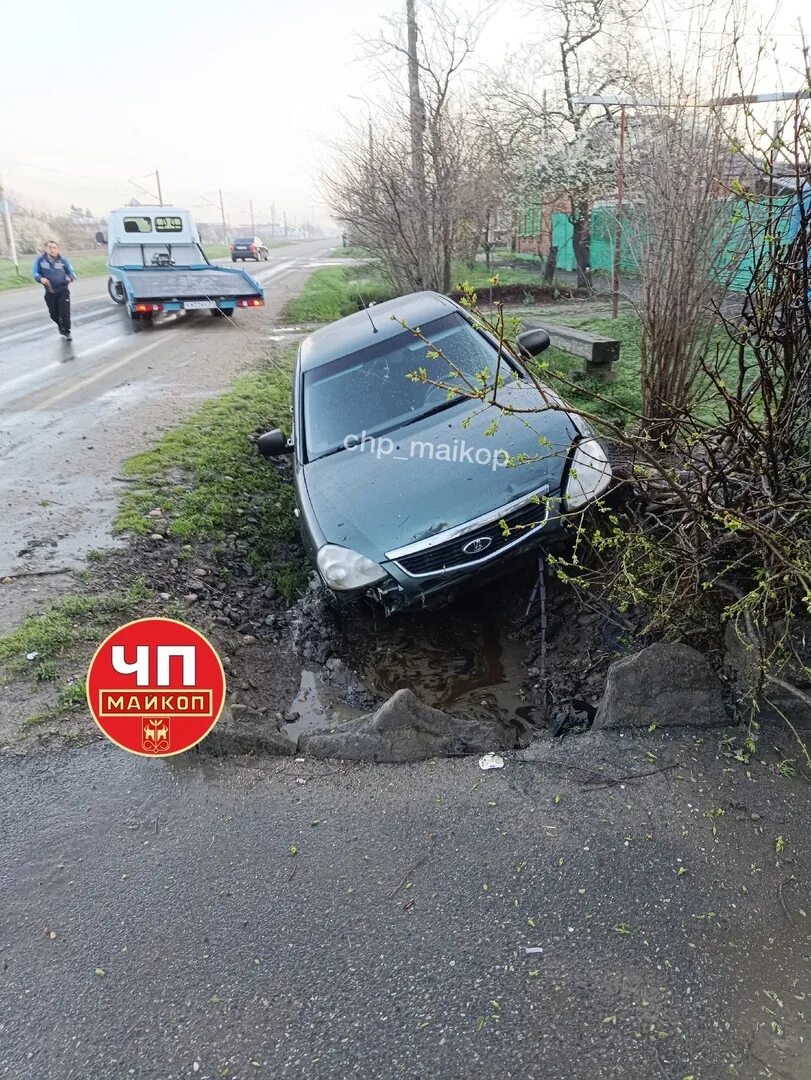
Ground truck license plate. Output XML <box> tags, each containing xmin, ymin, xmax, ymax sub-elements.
<box><xmin>184</xmin><ymin>300</ymin><xmax>216</xmax><ymax>310</ymax></box>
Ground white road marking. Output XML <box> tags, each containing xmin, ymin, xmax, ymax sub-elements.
<box><xmin>2</xmin><ymin>361</ymin><xmax>64</xmax><ymax>395</ymax></box>
<box><xmin>34</xmin><ymin>336</ymin><xmax>168</xmax><ymax>411</ymax></box>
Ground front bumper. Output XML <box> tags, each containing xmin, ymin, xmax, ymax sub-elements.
<box><xmin>323</xmin><ymin>496</ymin><xmax>565</xmax><ymax>614</ymax></box>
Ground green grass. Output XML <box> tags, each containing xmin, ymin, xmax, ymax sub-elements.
<box><xmin>283</xmin><ymin>264</ymin><xmax>397</xmax><ymax>322</ymax></box>
<box><xmin>330</xmin><ymin>245</ymin><xmax>371</xmax><ymax>259</ymax></box>
<box><xmin>0</xmin><ymin>252</ymin><xmax>110</xmax><ymax>292</ymax></box>
<box><xmin>116</xmin><ymin>351</ymin><xmax>308</xmax><ymax>598</ymax></box>
<box><xmin>0</xmin><ymin>584</ymin><xmax>152</xmax><ymax>676</ymax></box>
<box><xmin>453</xmin><ymin>261</ymin><xmax>548</xmax><ymax>290</ymax></box>
<box><xmin>529</xmin><ymin>312</ymin><xmax>754</xmax><ymax>428</ymax></box>
<box><xmin>531</xmin><ymin>313</ymin><xmax>644</xmax><ymax>426</ymax></box>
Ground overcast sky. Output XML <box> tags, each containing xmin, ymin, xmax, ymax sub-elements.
<box><xmin>0</xmin><ymin>0</ymin><xmax>806</xmax><ymax>228</ymax></box>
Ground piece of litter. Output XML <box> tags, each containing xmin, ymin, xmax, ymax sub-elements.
<box><xmin>26</xmin><ymin>651</ymin><xmax>39</xmax><ymax>661</ymax></box>
<box><xmin>295</xmin><ymin>778</ymin><xmax>307</xmax><ymax>785</ymax></box>
<box><xmin>525</xmin><ymin>947</ymin><xmax>544</xmax><ymax>954</ymax></box>
<box><xmin>479</xmin><ymin>753</ymin><xmax>504</xmax><ymax>771</ymax></box>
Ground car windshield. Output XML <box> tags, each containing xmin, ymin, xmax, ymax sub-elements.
<box><xmin>302</xmin><ymin>312</ymin><xmax>519</xmax><ymax>461</ymax></box>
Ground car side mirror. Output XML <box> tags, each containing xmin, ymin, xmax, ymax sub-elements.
<box><xmin>517</xmin><ymin>328</ymin><xmax>551</xmax><ymax>359</ymax></box>
<box><xmin>258</xmin><ymin>429</ymin><xmax>293</xmax><ymax>458</ymax></box>
<box><xmin>95</xmin><ymin>231</ymin><xmax>107</xmax><ymax>245</ymax></box>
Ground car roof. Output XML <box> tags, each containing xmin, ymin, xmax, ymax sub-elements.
<box><xmin>299</xmin><ymin>290</ymin><xmax>459</xmax><ymax>370</ymax></box>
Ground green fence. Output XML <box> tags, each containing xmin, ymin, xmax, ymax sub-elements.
<box><xmin>529</xmin><ymin>196</ymin><xmax>795</xmax><ymax>291</ymax></box>
<box><xmin>712</xmin><ymin>194</ymin><xmax>795</xmax><ymax>291</ymax></box>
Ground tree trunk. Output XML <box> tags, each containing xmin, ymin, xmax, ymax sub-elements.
<box><xmin>572</xmin><ymin>201</ymin><xmax>592</xmax><ymax>289</ymax></box>
<box><xmin>406</xmin><ymin>0</ymin><xmax>431</xmax><ymax>290</ymax></box>
<box><xmin>442</xmin><ymin>232</ymin><xmax>452</xmax><ymax>294</ymax></box>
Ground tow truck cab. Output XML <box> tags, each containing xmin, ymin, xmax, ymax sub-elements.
<box><xmin>107</xmin><ymin>207</ymin><xmax>205</xmax><ymax>269</ymax></box>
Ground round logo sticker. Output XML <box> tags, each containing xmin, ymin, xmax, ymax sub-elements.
<box><xmin>86</xmin><ymin>617</ymin><xmax>226</xmax><ymax>756</ymax></box>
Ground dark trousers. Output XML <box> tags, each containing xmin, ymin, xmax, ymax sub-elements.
<box><xmin>44</xmin><ymin>287</ymin><xmax>71</xmax><ymax>332</ymax></box>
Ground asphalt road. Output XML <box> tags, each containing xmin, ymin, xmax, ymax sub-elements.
<box><xmin>1</xmin><ymin>733</ymin><xmax>810</xmax><ymax>1080</ymax></box>
<box><xmin>0</xmin><ymin>239</ymin><xmax>333</xmax><ymax>585</ymax></box>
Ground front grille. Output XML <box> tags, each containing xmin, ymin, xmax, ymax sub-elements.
<box><xmin>391</xmin><ymin>492</ymin><xmax>551</xmax><ymax>578</ymax></box>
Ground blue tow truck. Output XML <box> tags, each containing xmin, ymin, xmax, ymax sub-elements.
<box><xmin>105</xmin><ymin>206</ymin><xmax>264</xmax><ymax>322</ymax></box>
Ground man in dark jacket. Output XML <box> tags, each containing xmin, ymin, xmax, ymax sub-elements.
<box><xmin>33</xmin><ymin>240</ymin><xmax>77</xmax><ymax>340</ymax></box>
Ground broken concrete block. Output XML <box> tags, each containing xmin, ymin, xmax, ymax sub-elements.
<box><xmin>201</xmin><ymin>706</ymin><xmax>297</xmax><ymax>756</ymax></box>
<box><xmin>300</xmin><ymin>688</ymin><xmax>516</xmax><ymax>763</ymax></box>
<box><xmin>593</xmin><ymin>642</ymin><xmax>727</xmax><ymax>730</ymax></box>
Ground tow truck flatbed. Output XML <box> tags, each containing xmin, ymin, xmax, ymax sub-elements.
<box><xmin>125</xmin><ymin>267</ymin><xmax>263</xmax><ymax>300</ymax></box>
<box><xmin>104</xmin><ymin>206</ymin><xmax>265</xmax><ymax>321</ymax></box>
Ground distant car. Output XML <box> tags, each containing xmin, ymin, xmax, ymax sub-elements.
<box><xmin>231</xmin><ymin>236</ymin><xmax>269</xmax><ymax>261</ymax></box>
<box><xmin>257</xmin><ymin>291</ymin><xmax>612</xmax><ymax>614</ymax></box>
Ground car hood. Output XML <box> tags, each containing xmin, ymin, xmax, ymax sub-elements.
<box><xmin>301</xmin><ymin>380</ymin><xmax>580</xmax><ymax>557</ymax></box>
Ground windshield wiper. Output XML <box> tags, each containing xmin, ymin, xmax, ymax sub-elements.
<box><xmin>307</xmin><ymin>396</ymin><xmax>467</xmax><ymax>462</ymax></box>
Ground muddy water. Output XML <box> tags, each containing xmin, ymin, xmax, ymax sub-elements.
<box><xmin>357</xmin><ymin>608</ymin><xmax>530</xmax><ymax>717</ymax></box>
<box><xmin>284</xmin><ymin>573</ymin><xmax>545</xmax><ymax>737</ymax></box>
<box><xmin>286</xmin><ymin>667</ymin><xmax>363</xmax><ymax>735</ymax></box>
<box><xmin>344</xmin><ymin>581</ymin><xmax>538</xmax><ymax>718</ymax></box>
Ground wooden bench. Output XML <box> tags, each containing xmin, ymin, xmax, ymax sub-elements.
<box><xmin>521</xmin><ymin>318</ymin><xmax>620</xmax><ymax>382</ymax></box>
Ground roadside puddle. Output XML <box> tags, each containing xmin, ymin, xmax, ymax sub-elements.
<box><xmin>365</xmin><ymin>614</ymin><xmax>529</xmax><ymax>719</ymax></box>
<box><xmin>284</xmin><ymin>577</ymin><xmax>543</xmax><ymax>739</ymax></box>
<box><xmin>341</xmin><ymin>588</ymin><xmax>538</xmax><ymax>727</ymax></box>
<box><xmin>285</xmin><ymin>667</ymin><xmax>363</xmax><ymax>737</ymax></box>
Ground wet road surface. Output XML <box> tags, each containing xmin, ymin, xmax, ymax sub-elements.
<box><xmin>0</xmin><ymin>239</ymin><xmax>333</xmax><ymax>585</ymax></box>
<box><xmin>1</xmin><ymin>737</ymin><xmax>810</xmax><ymax>1080</ymax></box>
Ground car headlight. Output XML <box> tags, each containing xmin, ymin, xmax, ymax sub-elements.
<box><xmin>564</xmin><ymin>438</ymin><xmax>612</xmax><ymax>511</ymax></box>
<box><xmin>316</xmin><ymin>544</ymin><xmax>387</xmax><ymax>591</ymax></box>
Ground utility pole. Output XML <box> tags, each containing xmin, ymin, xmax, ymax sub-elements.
<box><xmin>283</xmin><ymin>210</ymin><xmax>288</xmax><ymax>238</ymax></box>
<box><xmin>130</xmin><ymin>170</ymin><xmax>164</xmax><ymax>204</ymax></box>
<box><xmin>406</xmin><ymin>0</ymin><xmax>430</xmax><ymax>288</ymax></box>
<box><xmin>271</xmin><ymin>202</ymin><xmax>277</xmax><ymax>238</ymax></box>
<box><xmin>218</xmin><ymin>189</ymin><xmax>227</xmax><ymax>244</ymax></box>
<box><xmin>0</xmin><ymin>175</ymin><xmax>19</xmax><ymax>274</ymax></box>
<box><xmin>612</xmin><ymin>105</ymin><xmax>626</xmax><ymax>320</ymax></box>
<box><xmin>200</xmin><ymin>190</ymin><xmax>229</xmax><ymax>245</ymax></box>
<box><xmin>249</xmin><ymin>199</ymin><xmax>256</xmax><ymax>233</ymax></box>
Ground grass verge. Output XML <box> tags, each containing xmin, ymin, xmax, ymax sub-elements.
<box><xmin>1</xmin><ymin>252</ymin><xmax>110</xmax><ymax>292</ymax></box>
<box><xmin>0</xmin><ymin>583</ymin><xmax>153</xmax><ymax>678</ymax></box>
<box><xmin>531</xmin><ymin>313</ymin><xmax>644</xmax><ymax>426</ymax></box>
<box><xmin>115</xmin><ymin>349</ymin><xmax>308</xmax><ymax>598</ymax></box>
<box><xmin>529</xmin><ymin>312</ymin><xmax>755</xmax><ymax>428</ymax></box>
<box><xmin>283</xmin><ymin>264</ymin><xmax>397</xmax><ymax>322</ymax></box>
<box><xmin>330</xmin><ymin>245</ymin><xmax>371</xmax><ymax>259</ymax></box>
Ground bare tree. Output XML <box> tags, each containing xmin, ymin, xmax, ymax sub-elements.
<box><xmin>323</xmin><ymin>0</ymin><xmax>497</xmax><ymax>293</ymax></box>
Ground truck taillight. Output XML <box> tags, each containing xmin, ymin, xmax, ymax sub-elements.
<box><xmin>237</xmin><ymin>298</ymin><xmax>263</xmax><ymax>307</ymax></box>
<box><xmin>134</xmin><ymin>302</ymin><xmax>163</xmax><ymax>313</ymax></box>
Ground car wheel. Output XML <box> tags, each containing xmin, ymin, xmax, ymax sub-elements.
<box><xmin>108</xmin><ymin>277</ymin><xmax>126</xmax><ymax>304</ymax></box>
<box><xmin>231</xmin><ymin>257</ymin><xmax>236</xmax><ymax>262</ymax></box>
